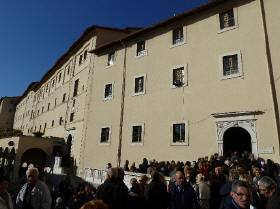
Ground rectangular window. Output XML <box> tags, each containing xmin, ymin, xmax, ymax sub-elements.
<box><xmin>136</xmin><ymin>41</ymin><xmax>146</xmax><ymax>56</ymax></box>
<box><xmin>41</xmin><ymin>106</ymin><xmax>44</xmax><ymax>113</ymax></box>
<box><xmin>52</xmin><ymin>79</ymin><xmax>55</xmax><ymax>87</ymax></box>
<box><xmin>173</xmin><ymin>67</ymin><xmax>185</xmax><ymax>87</ymax></box>
<box><xmin>173</xmin><ymin>27</ymin><xmax>184</xmax><ymax>45</ymax></box>
<box><xmin>73</xmin><ymin>79</ymin><xmax>79</xmax><ymax>97</ymax></box>
<box><xmin>79</xmin><ymin>54</ymin><xmax>83</xmax><ymax>65</ymax></box>
<box><xmin>48</xmin><ymin>103</ymin><xmax>50</xmax><ymax>110</ymax></box>
<box><xmin>84</xmin><ymin>50</ymin><xmax>87</xmax><ymax>61</ymax></box>
<box><xmin>107</xmin><ymin>52</ymin><xmax>115</xmax><ymax>66</ymax></box>
<box><xmin>58</xmin><ymin>73</ymin><xmax>62</xmax><ymax>82</ymax></box>
<box><xmin>104</xmin><ymin>84</ymin><xmax>113</xmax><ymax>99</ymax></box>
<box><xmin>70</xmin><ymin>112</ymin><xmax>74</xmax><ymax>122</ymax></box>
<box><xmin>44</xmin><ymin>123</ymin><xmax>47</xmax><ymax>132</ymax></box>
<box><xmin>173</xmin><ymin>123</ymin><xmax>185</xmax><ymax>143</ymax></box>
<box><xmin>59</xmin><ymin>117</ymin><xmax>63</xmax><ymax>125</ymax></box>
<box><xmin>134</xmin><ymin>76</ymin><xmax>144</xmax><ymax>94</ymax></box>
<box><xmin>100</xmin><ymin>127</ymin><xmax>110</xmax><ymax>143</ymax></box>
<box><xmin>54</xmin><ymin>98</ymin><xmax>57</xmax><ymax>107</ymax></box>
<box><xmin>51</xmin><ymin>120</ymin><xmax>54</xmax><ymax>127</ymax></box>
<box><xmin>223</xmin><ymin>54</ymin><xmax>238</xmax><ymax>76</ymax></box>
<box><xmin>219</xmin><ymin>9</ymin><xmax>235</xmax><ymax>29</ymax></box>
<box><xmin>132</xmin><ymin>126</ymin><xmax>142</xmax><ymax>143</ymax></box>
<box><xmin>62</xmin><ymin>93</ymin><xmax>66</xmax><ymax>102</ymax></box>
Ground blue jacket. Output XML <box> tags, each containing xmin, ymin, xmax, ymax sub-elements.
<box><xmin>169</xmin><ymin>181</ymin><xmax>198</xmax><ymax>209</ymax></box>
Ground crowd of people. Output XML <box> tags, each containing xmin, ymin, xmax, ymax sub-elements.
<box><xmin>0</xmin><ymin>151</ymin><xmax>279</xmax><ymax>209</ymax></box>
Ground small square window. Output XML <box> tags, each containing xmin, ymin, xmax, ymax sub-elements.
<box><xmin>219</xmin><ymin>9</ymin><xmax>235</xmax><ymax>30</ymax></box>
<box><xmin>48</xmin><ymin>103</ymin><xmax>50</xmax><ymax>110</ymax></box>
<box><xmin>134</xmin><ymin>76</ymin><xmax>145</xmax><ymax>95</ymax></box>
<box><xmin>70</xmin><ymin>113</ymin><xmax>74</xmax><ymax>122</ymax></box>
<box><xmin>73</xmin><ymin>79</ymin><xmax>79</xmax><ymax>97</ymax></box>
<box><xmin>223</xmin><ymin>54</ymin><xmax>238</xmax><ymax>76</ymax></box>
<box><xmin>100</xmin><ymin>127</ymin><xmax>110</xmax><ymax>143</ymax></box>
<box><xmin>104</xmin><ymin>84</ymin><xmax>113</xmax><ymax>99</ymax></box>
<box><xmin>173</xmin><ymin>67</ymin><xmax>185</xmax><ymax>87</ymax></box>
<box><xmin>59</xmin><ymin>117</ymin><xmax>63</xmax><ymax>125</ymax></box>
<box><xmin>136</xmin><ymin>41</ymin><xmax>146</xmax><ymax>57</ymax></box>
<box><xmin>173</xmin><ymin>123</ymin><xmax>185</xmax><ymax>143</ymax></box>
<box><xmin>173</xmin><ymin>27</ymin><xmax>184</xmax><ymax>45</ymax></box>
<box><xmin>107</xmin><ymin>52</ymin><xmax>115</xmax><ymax>66</ymax></box>
<box><xmin>132</xmin><ymin>125</ymin><xmax>143</xmax><ymax>143</ymax></box>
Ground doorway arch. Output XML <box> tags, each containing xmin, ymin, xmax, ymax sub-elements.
<box><xmin>223</xmin><ymin>127</ymin><xmax>252</xmax><ymax>157</ymax></box>
<box><xmin>21</xmin><ymin>148</ymin><xmax>47</xmax><ymax>168</ymax></box>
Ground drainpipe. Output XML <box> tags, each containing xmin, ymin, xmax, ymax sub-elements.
<box><xmin>259</xmin><ymin>0</ymin><xmax>280</xmax><ymax>153</ymax></box>
<box><xmin>117</xmin><ymin>42</ymin><xmax>127</xmax><ymax>167</ymax></box>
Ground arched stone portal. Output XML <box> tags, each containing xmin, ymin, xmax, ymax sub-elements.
<box><xmin>223</xmin><ymin>127</ymin><xmax>252</xmax><ymax>157</ymax></box>
<box><xmin>21</xmin><ymin>148</ymin><xmax>47</xmax><ymax>168</ymax></box>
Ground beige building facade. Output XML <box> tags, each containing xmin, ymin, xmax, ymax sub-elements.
<box><xmin>11</xmin><ymin>0</ymin><xmax>280</xmax><ymax>177</ymax></box>
<box><xmin>0</xmin><ymin>97</ymin><xmax>19</xmax><ymax>130</ymax></box>
<box><xmin>82</xmin><ymin>0</ymin><xmax>280</xmax><ymax>172</ymax></box>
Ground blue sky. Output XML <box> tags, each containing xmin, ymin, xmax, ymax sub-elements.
<box><xmin>0</xmin><ymin>0</ymin><xmax>209</xmax><ymax>98</ymax></box>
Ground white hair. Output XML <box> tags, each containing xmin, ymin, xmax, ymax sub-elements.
<box><xmin>26</xmin><ymin>167</ymin><xmax>39</xmax><ymax>176</ymax></box>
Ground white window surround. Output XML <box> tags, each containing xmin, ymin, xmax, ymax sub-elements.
<box><xmin>217</xmin><ymin>7</ymin><xmax>238</xmax><ymax>34</ymax></box>
<box><xmin>103</xmin><ymin>82</ymin><xmax>114</xmax><ymax>101</ymax></box>
<box><xmin>170</xmin><ymin>26</ymin><xmax>187</xmax><ymax>48</ymax></box>
<box><xmin>170</xmin><ymin>120</ymin><xmax>189</xmax><ymax>146</ymax></box>
<box><xmin>133</xmin><ymin>73</ymin><xmax>147</xmax><ymax>96</ymax></box>
<box><xmin>219</xmin><ymin>50</ymin><xmax>243</xmax><ymax>80</ymax></box>
<box><xmin>170</xmin><ymin>64</ymin><xmax>188</xmax><ymax>88</ymax></box>
<box><xmin>99</xmin><ymin>125</ymin><xmax>111</xmax><ymax>146</ymax></box>
<box><xmin>131</xmin><ymin>123</ymin><xmax>145</xmax><ymax>146</ymax></box>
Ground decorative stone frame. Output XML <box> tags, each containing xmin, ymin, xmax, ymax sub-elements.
<box><xmin>212</xmin><ymin>111</ymin><xmax>264</xmax><ymax>158</ymax></box>
<box><xmin>66</xmin><ymin>128</ymin><xmax>75</xmax><ymax>157</ymax></box>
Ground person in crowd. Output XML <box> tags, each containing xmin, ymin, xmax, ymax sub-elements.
<box><xmin>129</xmin><ymin>162</ymin><xmax>136</xmax><ymax>172</ymax></box>
<box><xmin>258</xmin><ymin>176</ymin><xmax>280</xmax><ymax>209</ymax></box>
<box><xmin>123</xmin><ymin>160</ymin><xmax>129</xmax><ymax>172</ymax></box>
<box><xmin>196</xmin><ymin>173</ymin><xmax>211</xmax><ymax>209</ymax></box>
<box><xmin>95</xmin><ymin>167</ymin><xmax>128</xmax><ymax>209</ymax></box>
<box><xmin>127</xmin><ymin>178</ymin><xmax>144</xmax><ymax>209</ymax></box>
<box><xmin>0</xmin><ymin>176</ymin><xmax>13</xmax><ymax>209</ymax></box>
<box><xmin>169</xmin><ymin>170</ymin><xmax>198</xmax><ymax>209</ymax></box>
<box><xmin>138</xmin><ymin>175</ymin><xmax>149</xmax><ymax>196</ymax></box>
<box><xmin>145</xmin><ymin>170</ymin><xmax>168</xmax><ymax>209</ymax></box>
<box><xmin>16</xmin><ymin>167</ymin><xmax>52</xmax><ymax>209</ymax></box>
<box><xmin>219</xmin><ymin>169</ymin><xmax>239</xmax><ymax>209</ymax></box>
<box><xmin>197</xmin><ymin>162</ymin><xmax>208</xmax><ymax>180</ymax></box>
<box><xmin>184</xmin><ymin>167</ymin><xmax>197</xmax><ymax>191</ymax></box>
<box><xmin>227</xmin><ymin>180</ymin><xmax>251</xmax><ymax>209</ymax></box>
<box><xmin>80</xmin><ymin>200</ymin><xmax>109</xmax><ymax>209</ymax></box>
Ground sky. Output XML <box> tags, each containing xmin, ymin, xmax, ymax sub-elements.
<box><xmin>0</xmin><ymin>0</ymin><xmax>210</xmax><ymax>98</ymax></box>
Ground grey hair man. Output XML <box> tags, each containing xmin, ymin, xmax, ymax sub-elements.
<box><xmin>258</xmin><ymin>176</ymin><xmax>280</xmax><ymax>209</ymax></box>
<box><xmin>16</xmin><ymin>167</ymin><xmax>52</xmax><ymax>209</ymax></box>
<box><xmin>227</xmin><ymin>180</ymin><xmax>251</xmax><ymax>209</ymax></box>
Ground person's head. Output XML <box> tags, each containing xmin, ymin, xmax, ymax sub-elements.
<box><xmin>175</xmin><ymin>171</ymin><xmax>184</xmax><ymax>186</ymax></box>
<box><xmin>0</xmin><ymin>176</ymin><xmax>9</xmax><ymax>193</ymax></box>
<box><xmin>229</xmin><ymin>169</ymin><xmax>239</xmax><ymax>182</ymax></box>
<box><xmin>239</xmin><ymin>174</ymin><xmax>252</xmax><ymax>185</ymax></box>
<box><xmin>215</xmin><ymin>166</ymin><xmax>222</xmax><ymax>175</ymax></box>
<box><xmin>230</xmin><ymin>180</ymin><xmax>251</xmax><ymax>209</ymax></box>
<box><xmin>139</xmin><ymin>175</ymin><xmax>148</xmax><ymax>185</ymax></box>
<box><xmin>196</xmin><ymin>173</ymin><xmax>205</xmax><ymax>184</ymax></box>
<box><xmin>80</xmin><ymin>200</ymin><xmax>109</xmax><ymax>209</ymax></box>
<box><xmin>130</xmin><ymin>178</ymin><xmax>138</xmax><ymax>187</ymax></box>
<box><xmin>258</xmin><ymin>176</ymin><xmax>277</xmax><ymax>198</ymax></box>
<box><xmin>253</xmin><ymin>167</ymin><xmax>261</xmax><ymax>177</ymax></box>
<box><xmin>26</xmin><ymin>167</ymin><xmax>39</xmax><ymax>184</ymax></box>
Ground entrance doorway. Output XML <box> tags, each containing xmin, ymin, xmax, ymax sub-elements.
<box><xmin>223</xmin><ymin>127</ymin><xmax>252</xmax><ymax>157</ymax></box>
<box><xmin>21</xmin><ymin>148</ymin><xmax>47</xmax><ymax>168</ymax></box>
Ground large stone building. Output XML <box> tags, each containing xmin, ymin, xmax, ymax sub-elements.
<box><xmin>11</xmin><ymin>0</ymin><xmax>280</xmax><ymax>176</ymax></box>
<box><xmin>0</xmin><ymin>97</ymin><xmax>19</xmax><ymax>130</ymax></box>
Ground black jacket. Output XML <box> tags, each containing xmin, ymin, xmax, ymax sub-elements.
<box><xmin>95</xmin><ymin>178</ymin><xmax>128</xmax><ymax>209</ymax></box>
<box><xmin>145</xmin><ymin>180</ymin><xmax>168</xmax><ymax>209</ymax></box>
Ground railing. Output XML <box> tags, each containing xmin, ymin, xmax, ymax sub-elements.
<box><xmin>84</xmin><ymin>167</ymin><xmax>171</xmax><ymax>188</ymax></box>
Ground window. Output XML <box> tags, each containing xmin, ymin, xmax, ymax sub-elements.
<box><xmin>51</xmin><ymin>120</ymin><xmax>54</xmax><ymax>127</ymax></box>
<box><xmin>79</xmin><ymin>54</ymin><xmax>83</xmax><ymax>65</ymax></box>
<box><xmin>47</xmin><ymin>103</ymin><xmax>50</xmax><ymax>110</ymax></box>
<box><xmin>100</xmin><ymin>127</ymin><xmax>110</xmax><ymax>143</ymax></box>
<box><xmin>134</xmin><ymin>75</ymin><xmax>146</xmax><ymax>96</ymax></box>
<box><xmin>54</xmin><ymin>98</ymin><xmax>57</xmax><ymax>107</ymax></box>
<box><xmin>59</xmin><ymin>117</ymin><xmax>63</xmax><ymax>125</ymax></box>
<box><xmin>58</xmin><ymin>73</ymin><xmax>62</xmax><ymax>82</ymax></box>
<box><xmin>107</xmin><ymin>52</ymin><xmax>115</xmax><ymax>66</ymax></box>
<box><xmin>219</xmin><ymin>9</ymin><xmax>235</xmax><ymax>30</ymax></box>
<box><xmin>41</xmin><ymin>106</ymin><xmax>44</xmax><ymax>113</ymax></box>
<box><xmin>173</xmin><ymin>123</ymin><xmax>185</xmax><ymax>144</ymax></box>
<box><xmin>136</xmin><ymin>41</ymin><xmax>146</xmax><ymax>57</ymax></box>
<box><xmin>70</xmin><ymin>112</ymin><xmax>74</xmax><ymax>122</ymax></box>
<box><xmin>44</xmin><ymin>123</ymin><xmax>47</xmax><ymax>132</ymax></box>
<box><xmin>67</xmin><ymin>66</ymin><xmax>70</xmax><ymax>75</ymax></box>
<box><xmin>173</xmin><ymin>27</ymin><xmax>184</xmax><ymax>45</ymax></box>
<box><xmin>104</xmin><ymin>83</ymin><xmax>113</xmax><ymax>99</ymax></box>
<box><xmin>219</xmin><ymin>51</ymin><xmax>242</xmax><ymax>79</ymax></box>
<box><xmin>171</xmin><ymin>65</ymin><xmax>187</xmax><ymax>88</ymax></box>
<box><xmin>62</xmin><ymin>93</ymin><xmax>66</xmax><ymax>102</ymax></box>
<box><xmin>52</xmin><ymin>79</ymin><xmax>55</xmax><ymax>87</ymax></box>
<box><xmin>72</xmin><ymin>99</ymin><xmax>76</xmax><ymax>107</ymax></box>
<box><xmin>73</xmin><ymin>79</ymin><xmax>79</xmax><ymax>97</ymax></box>
<box><xmin>84</xmin><ymin>50</ymin><xmax>87</xmax><ymax>61</ymax></box>
<box><xmin>132</xmin><ymin>125</ymin><xmax>144</xmax><ymax>144</ymax></box>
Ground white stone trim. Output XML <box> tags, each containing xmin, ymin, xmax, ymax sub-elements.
<box><xmin>219</xmin><ymin>50</ymin><xmax>243</xmax><ymax>80</ymax></box>
<box><xmin>131</xmin><ymin>123</ymin><xmax>145</xmax><ymax>146</ymax></box>
<box><xmin>170</xmin><ymin>120</ymin><xmax>189</xmax><ymax>146</ymax></box>
<box><xmin>133</xmin><ymin>73</ymin><xmax>146</xmax><ymax>96</ymax></box>
<box><xmin>99</xmin><ymin>125</ymin><xmax>111</xmax><ymax>146</ymax></box>
<box><xmin>170</xmin><ymin>64</ymin><xmax>188</xmax><ymax>88</ymax></box>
